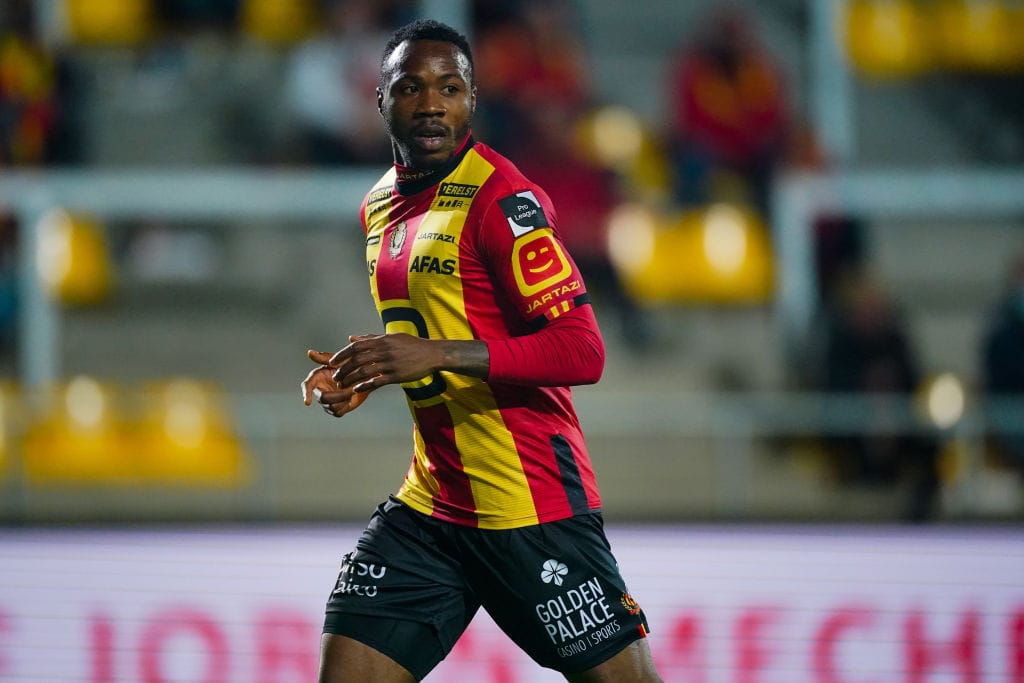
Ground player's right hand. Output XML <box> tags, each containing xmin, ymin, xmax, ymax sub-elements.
<box><xmin>301</xmin><ymin>349</ymin><xmax>370</xmax><ymax>417</ymax></box>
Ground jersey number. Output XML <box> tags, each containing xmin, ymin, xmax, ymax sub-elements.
<box><xmin>381</xmin><ymin>306</ymin><xmax>447</xmax><ymax>401</ymax></box>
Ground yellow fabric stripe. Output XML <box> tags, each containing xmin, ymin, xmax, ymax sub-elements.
<box><xmin>398</xmin><ymin>425</ymin><xmax>438</xmax><ymax>517</ymax></box>
<box><xmin>444</xmin><ymin>374</ymin><xmax>539</xmax><ymax>527</ymax></box>
<box><xmin>410</xmin><ymin>150</ymin><xmax>538</xmax><ymax>528</ymax></box>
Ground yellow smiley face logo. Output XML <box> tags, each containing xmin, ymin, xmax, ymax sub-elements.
<box><xmin>526</xmin><ymin>244</ymin><xmax>556</xmax><ymax>273</ymax></box>
<box><xmin>512</xmin><ymin>230</ymin><xmax>571</xmax><ymax>296</ymax></box>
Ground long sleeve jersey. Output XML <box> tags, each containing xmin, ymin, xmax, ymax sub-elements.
<box><xmin>360</xmin><ymin>135</ymin><xmax>605</xmax><ymax>529</ymax></box>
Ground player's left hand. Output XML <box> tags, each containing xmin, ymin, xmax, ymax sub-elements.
<box><xmin>301</xmin><ymin>349</ymin><xmax>371</xmax><ymax>417</ymax></box>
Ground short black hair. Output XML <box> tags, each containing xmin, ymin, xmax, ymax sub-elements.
<box><xmin>379</xmin><ymin>19</ymin><xmax>474</xmax><ymax>87</ymax></box>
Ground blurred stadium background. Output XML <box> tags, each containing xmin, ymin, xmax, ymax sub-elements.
<box><xmin>0</xmin><ymin>0</ymin><xmax>1023</xmax><ymax>681</ymax></box>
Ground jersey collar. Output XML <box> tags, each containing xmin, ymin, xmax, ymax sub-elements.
<box><xmin>394</xmin><ymin>132</ymin><xmax>475</xmax><ymax>196</ymax></box>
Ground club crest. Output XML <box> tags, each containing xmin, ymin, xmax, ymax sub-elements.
<box><xmin>389</xmin><ymin>221</ymin><xmax>407</xmax><ymax>259</ymax></box>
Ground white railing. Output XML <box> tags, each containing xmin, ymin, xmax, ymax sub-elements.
<box><xmin>1</xmin><ymin>168</ymin><xmax>1023</xmax><ymax>522</ymax></box>
<box><xmin>0</xmin><ymin>168</ymin><xmax>379</xmax><ymax>387</ymax></box>
<box><xmin>772</xmin><ymin>168</ymin><xmax>1024</xmax><ymax>373</ymax></box>
<box><xmin>5</xmin><ymin>167</ymin><xmax>1024</xmax><ymax>387</ymax></box>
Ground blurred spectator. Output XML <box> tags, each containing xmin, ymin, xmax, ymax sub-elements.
<box><xmin>814</xmin><ymin>213</ymin><xmax>867</xmax><ymax>306</ymax></box>
<box><xmin>516</xmin><ymin>102</ymin><xmax>654</xmax><ymax>353</ymax></box>
<box><xmin>800</xmin><ymin>212</ymin><xmax>868</xmax><ymax>390</ymax></box>
<box><xmin>0</xmin><ymin>0</ymin><xmax>79</xmax><ymax>365</ymax></box>
<box><xmin>283</xmin><ymin>0</ymin><xmax>398</xmax><ymax>165</ymax></box>
<box><xmin>665</xmin><ymin>5</ymin><xmax>791</xmax><ymax>221</ymax></box>
<box><xmin>980</xmin><ymin>250</ymin><xmax>1024</xmax><ymax>470</ymax></box>
<box><xmin>476</xmin><ymin>0</ymin><xmax>654</xmax><ymax>352</ymax></box>
<box><xmin>0</xmin><ymin>0</ymin><xmax>76</xmax><ymax>165</ymax></box>
<box><xmin>0</xmin><ymin>213</ymin><xmax>16</xmax><ymax>364</ymax></box>
<box><xmin>473</xmin><ymin>0</ymin><xmax>591</xmax><ymax>155</ymax></box>
<box><xmin>818</xmin><ymin>271</ymin><xmax>939</xmax><ymax>521</ymax></box>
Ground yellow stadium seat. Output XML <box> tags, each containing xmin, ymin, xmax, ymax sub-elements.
<box><xmin>845</xmin><ymin>0</ymin><xmax>933</xmax><ymax>78</ymax></box>
<box><xmin>1011</xmin><ymin>4</ymin><xmax>1024</xmax><ymax>69</ymax></box>
<box><xmin>36</xmin><ymin>210</ymin><xmax>114</xmax><ymax>307</ymax></box>
<box><xmin>22</xmin><ymin>377</ymin><xmax>133</xmax><ymax>483</ymax></box>
<box><xmin>64</xmin><ymin>0</ymin><xmax>154</xmax><ymax>46</ymax></box>
<box><xmin>608</xmin><ymin>203</ymin><xmax>774</xmax><ymax>306</ymax></box>
<box><xmin>573</xmin><ymin>106</ymin><xmax>674</xmax><ymax>203</ymax></box>
<box><xmin>0</xmin><ymin>382</ymin><xmax>19</xmax><ymax>481</ymax></box>
<box><xmin>131</xmin><ymin>379</ymin><xmax>250</xmax><ymax>486</ymax></box>
<box><xmin>930</xmin><ymin>0</ymin><xmax>1021</xmax><ymax>72</ymax></box>
<box><xmin>241</xmin><ymin>0</ymin><xmax>319</xmax><ymax>45</ymax></box>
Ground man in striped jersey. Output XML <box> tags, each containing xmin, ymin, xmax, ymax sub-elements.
<box><xmin>302</xmin><ymin>18</ymin><xmax>662</xmax><ymax>683</ymax></box>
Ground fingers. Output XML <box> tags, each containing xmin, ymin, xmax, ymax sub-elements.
<box><xmin>330</xmin><ymin>334</ymin><xmax>382</xmax><ymax>366</ymax></box>
<box><xmin>307</xmin><ymin>349</ymin><xmax>333</xmax><ymax>365</ymax></box>
<box><xmin>330</xmin><ymin>340</ymin><xmax>384</xmax><ymax>388</ymax></box>
<box><xmin>333</xmin><ymin>361</ymin><xmax>382</xmax><ymax>388</ymax></box>
<box><xmin>316</xmin><ymin>388</ymin><xmax>368</xmax><ymax>418</ymax></box>
<box><xmin>303</xmin><ymin>350</ymin><xmax>335</xmax><ymax>405</ymax></box>
<box><xmin>301</xmin><ymin>366</ymin><xmax>321</xmax><ymax>406</ymax></box>
<box><xmin>314</xmin><ymin>389</ymin><xmax>349</xmax><ymax>407</ymax></box>
<box><xmin>353</xmin><ymin>378</ymin><xmax>377</xmax><ymax>393</ymax></box>
<box><xmin>329</xmin><ymin>343</ymin><xmax>356</xmax><ymax>367</ymax></box>
<box><xmin>302</xmin><ymin>376</ymin><xmax>333</xmax><ymax>407</ymax></box>
<box><xmin>300</xmin><ymin>360</ymin><xmax>370</xmax><ymax>417</ymax></box>
<box><xmin>303</xmin><ymin>338</ymin><xmax>383</xmax><ymax>411</ymax></box>
<box><xmin>301</xmin><ymin>359</ymin><xmax>346</xmax><ymax>407</ymax></box>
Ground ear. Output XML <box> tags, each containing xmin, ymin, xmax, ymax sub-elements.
<box><xmin>470</xmin><ymin>86</ymin><xmax>477</xmax><ymax>114</ymax></box>
<box><xmin>376</xmin><ymin>87</ymin><xmax>384</xmax><ymax>115</ymax></box>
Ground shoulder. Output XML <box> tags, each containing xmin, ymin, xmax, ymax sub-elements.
<box><xmin>463</xmin><ymin>144</ymin><xmax>559</xmax><ymax>253</ymax></box>
<box><xmin>472</xmin><ymin>143</ymin><xmax>534</xmax><ymax>192</ymax></box>
<box><xmin>358</xmin><ymin>167</ymin><xmax>397</xmax><ymax>232</ymax></box>
<box><xmin>360</xmin><ymin>168</ymin><xmax>396</xmax><ymax>218</ymax></box>
<box><xmin>363</xmin><ymin>167</ymin><xmax>397</xmax><ymax>204</ymax></box>
<box><xmin>469</xmin><ymin>143</ymin><xmax>553</xmax><ymax>214</ymax></box>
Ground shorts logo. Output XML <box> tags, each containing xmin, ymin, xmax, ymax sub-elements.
<box><xmin>621</xmin><ymin>593</ymin><xmax>641</xmax><ymax>616</ymax></box>
<box><xmin>388</xmin><ymin>221</ymin><xmax>407</xmax><ymax>259</ymax></box>
<box><xmin>541</xmin><ymin>559</ymin><xmax>569</xmax><ymax>586</ymax></box>
<box><xmin>512</xmin><ymin>230</ymin><xmax>572</xmax><ymax>296</ymax></box>
<box><xmin>332</xmin><ymin>552</ymin><xmax>388</xmax><ymax>598</ymax></box>
<box><xmin>499</xmin><ymin>190</ymin><xmax>549</xmax><ymax>237</ymax></box>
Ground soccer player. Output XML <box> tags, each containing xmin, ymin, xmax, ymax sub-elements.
<box><xmin>301</xmin><ymin>19</ymin><xmax>663</xmax><ymax>683</ymax></box>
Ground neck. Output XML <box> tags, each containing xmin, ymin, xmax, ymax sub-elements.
<box><xmin>393</xmin><ymin>132</ymin><xmax>474</xmax><ymax>195</ymax></box>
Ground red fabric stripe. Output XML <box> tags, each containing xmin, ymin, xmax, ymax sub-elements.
<box><xmin>415</xmin><ymin>402</ymin><xmax>478</xmax><ymax>526</ymax></box>
<box><xmin>376</xmin><ymin>214</ymin><xmax>423</xmax><ymax>301</ymax></box>
<box><xmin>488</xmin><ymin>383</ymin><xmax>602</xmax><ymax>522</ymax></box>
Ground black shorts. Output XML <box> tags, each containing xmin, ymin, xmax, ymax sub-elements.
<box><xmin>323</xmin><ymin>497</ymin><xmax>651</xmax><ymax>680</ymax></box>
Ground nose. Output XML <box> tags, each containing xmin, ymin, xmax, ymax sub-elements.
<box><xmin>415</xmin><ymin>88</ymin><xmax>446</xmax><ymax>117</ymax></box>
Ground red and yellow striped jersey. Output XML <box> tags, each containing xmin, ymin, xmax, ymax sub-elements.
<box><xmin>360</xmin><ymin>138</ymin><xmax>603</xmax><ymax>529</ymax></box>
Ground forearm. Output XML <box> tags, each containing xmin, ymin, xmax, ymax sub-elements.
<box><xmin>435</xmin><ymin>338</ymin><xmax>491</xmax><ymax>379</ymax></box>
<box><xmin>485</xmin><ymin>306</ymin><xmax>605</xmax><ymax>386</ymax></box>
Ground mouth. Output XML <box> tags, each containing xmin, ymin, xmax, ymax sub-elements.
<box><xmin>412</xmin><ymin>125</ymin><xmax>449</xmax><ymax>152</ymax></box>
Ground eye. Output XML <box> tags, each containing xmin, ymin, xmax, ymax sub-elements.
<box><xmin>441</xmin><ymin>85</ymin><xmax>459</xmax><ymax>95</ymax></box>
